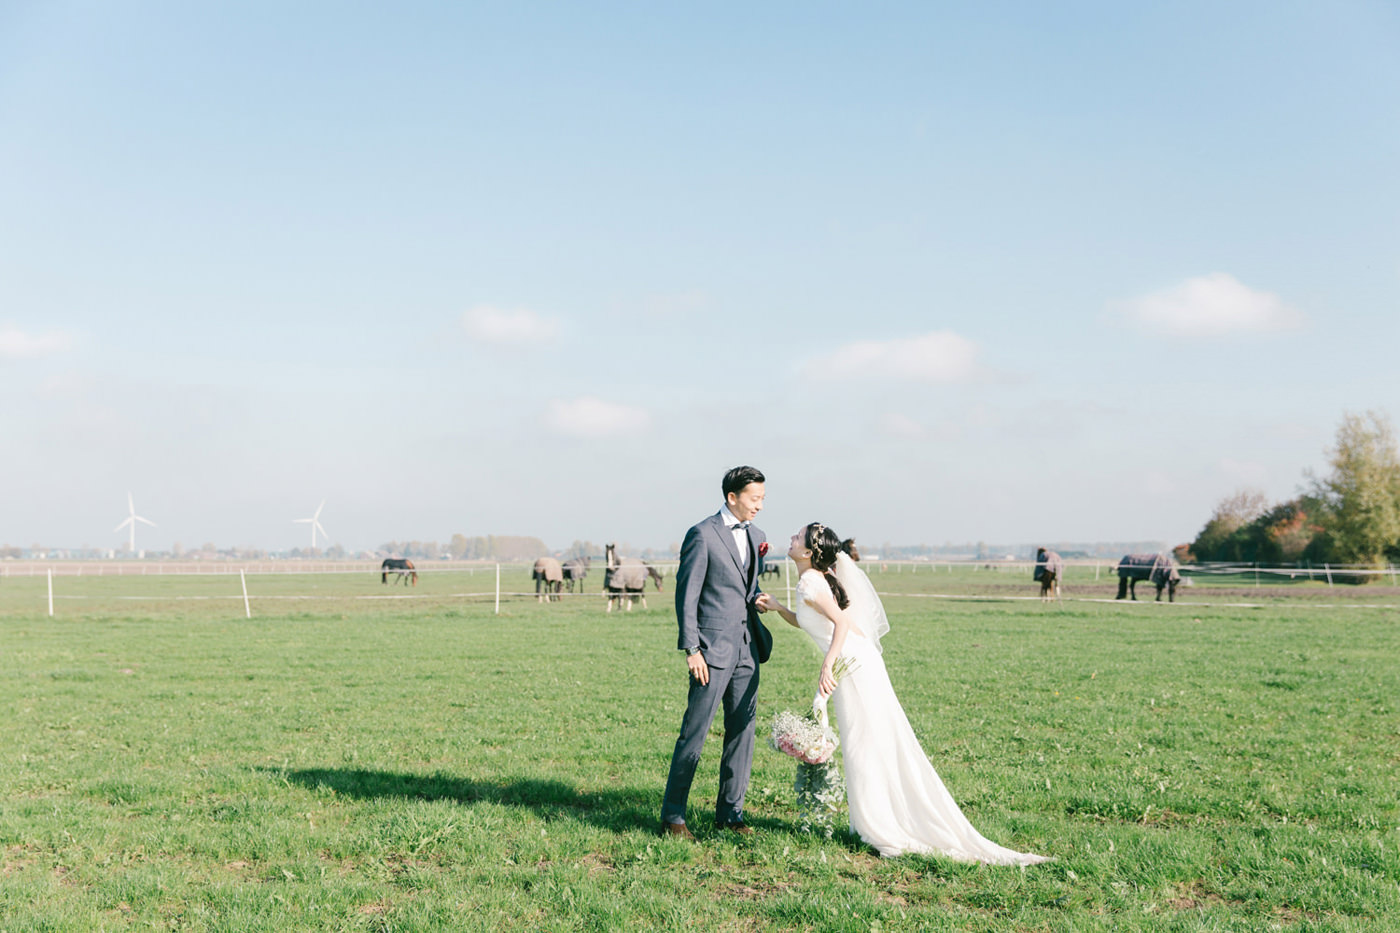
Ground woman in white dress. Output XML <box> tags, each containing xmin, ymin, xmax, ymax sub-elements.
<box><xmin>757</xmin><ymin>522</ymin><xmax>1049</xmax><ymax>864</ymax></box>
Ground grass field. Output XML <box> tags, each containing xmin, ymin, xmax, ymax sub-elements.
<box><xmin>2</xmin><ymin>567</ymin><xmax>1398</xmax><ymax>931</ymax></box>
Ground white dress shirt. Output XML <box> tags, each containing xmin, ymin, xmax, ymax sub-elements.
<box><xmin>720</xmin><ymin>505</ymin><xmax>750</xmax><ymax>568</ymax></box>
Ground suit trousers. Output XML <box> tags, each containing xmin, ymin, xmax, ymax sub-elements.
<box><xmin>661</xmin><ymin>639</ymin><xmax>760</xmax><ymax>825</ymax></box>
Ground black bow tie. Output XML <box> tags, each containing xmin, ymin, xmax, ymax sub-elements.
<box><xmin>736</xmin><ymin>521</ymin><xmax>751</xmax><ymax>530</ymax></box>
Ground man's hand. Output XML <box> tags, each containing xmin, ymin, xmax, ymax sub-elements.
<box><xmin>755</xmin><ymin>593</ymin><xmax>778</xmax><ymax>613</ymax></box>
<box><xmin>687</xmin><ymin>651</ymin><xmax>710</xmax><ymax>686</ymax></box>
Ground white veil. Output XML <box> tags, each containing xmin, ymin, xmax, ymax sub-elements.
<box><xmin>833</xmin><ymin>551</ymin><xmax>889</xmax><ymax>653</ymax></box>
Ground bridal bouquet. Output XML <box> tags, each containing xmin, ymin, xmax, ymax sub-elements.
<box><xmin>768</xmin><ymin>658</ymin><xmax>857</xmax><ymax>837</ymax></box>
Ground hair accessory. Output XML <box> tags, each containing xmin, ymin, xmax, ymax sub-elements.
<box><xmin>809</xmin><ymin>523</ymin><xmax>829</xmax><ymax>567</ymax></box>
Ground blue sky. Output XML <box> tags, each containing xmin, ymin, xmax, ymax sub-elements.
<box><xmin>2</xmin><ymin>1</ymin><xmax>1397</xmax><ymax>554</ymax></box>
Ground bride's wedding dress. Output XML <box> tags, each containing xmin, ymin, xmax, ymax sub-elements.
<box><xmin>795</xmin><ymin>556</ymin><xmax>1049</xmax><ymax>864</ymax></box>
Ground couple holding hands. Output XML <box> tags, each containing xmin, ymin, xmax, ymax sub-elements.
<box><xmin>660</xmin><ymin>465</ymin><xmax>1047</xmax><ymax>864</ymax></box>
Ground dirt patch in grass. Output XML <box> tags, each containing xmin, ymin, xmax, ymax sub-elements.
<box><xmin>1273</xmin><ymin>904</ymin><xmax>1324</xmax><ymax>924</ymax></box>
<box><xmin>720</xmin><ymin>880</ymin><xmax>791</xmax><ymax>901</ymax></box>
<box><xmin>579</xmin><ymin>852</ymin><xmax>614</xmax><ymax>875</ymax></box>
<box><xmin>3</xmin><ymin>844</ymin><xmax>37</xmax><ymax>876</ymax></box>
<box><xmin>1166</xmin><ymin>880</ymin><xmax>1228</xmax><ymax>910</ymax></box>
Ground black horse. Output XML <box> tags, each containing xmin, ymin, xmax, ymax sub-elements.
<box><xmin>381</xmin><ymin>558</ymin><xmax>417</xmax><ymax>586</ymax></box>
<box><xmin>759</xmin><ymin>562</ymin><xmax>783</xmax><ymax>581</ymax></box>
<box><xmin>1116</xmin><ymin>553</ymin><xmax>1180</xmax><ymax>602</ymax></box>
<box><xmin>562</xmin><ymin>556</ymin><xmax>590</xmax><ymax>593</ymax></box>
<box><xmin>1033</xmin><ymin>547</ymin><xmax>1064</xmax><ymax>601</ymax></box>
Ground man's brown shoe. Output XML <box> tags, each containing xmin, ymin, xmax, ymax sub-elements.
<box><xmin>716</xmin><ymin>821</ymin><xmax>754</xmax><ymax>836</ymax></box>
<box><xmin>660</xmin><ymin>821</ymin><xmax>695</xmax><ymax>841</ymax></box>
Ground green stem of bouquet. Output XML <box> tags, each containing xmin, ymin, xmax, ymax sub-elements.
<box><xmin>794</xmin><ymin>759</ymin><xmax>845</xmax><ymax>838</ymax></box>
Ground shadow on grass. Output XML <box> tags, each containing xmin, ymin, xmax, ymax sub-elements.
<box><xmin>260</xmin><ymin>766</ymin><xmax>660</xmax><ymax>834</ymax></box>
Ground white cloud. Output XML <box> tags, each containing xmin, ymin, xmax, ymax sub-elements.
<box><xmin>877</xmin><ymin>412</ymin><xmax>926</xmax><ymax>438</ymax></box>
<box><xmin>1114</xmin><ymin>273</ymin><xmax>1304</xmax><ymax>338</ymax></box>
<box><xmin>803</xmin><ymin>330</ymin><xmax>980</xmax><ymax>383</ymax></box>
<box><xmin>546</xmin><ymin>396</ymin><xmax>651</xmax><ymax>438</ymax></box>
<box><xmin>0</xmin><ymin>326</ymin><xmax>72</xmax><ymax>359</ymax></box>
<box><xmin>461</xmin><ymin>305</ymin><xmax>558</xmax><ymax>344</ymax></box>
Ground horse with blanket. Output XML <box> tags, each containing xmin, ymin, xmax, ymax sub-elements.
<box><xmin>561</xmin><ymin>556</ymin><xmax>590</xmax><ymax>593</ymax></box>
<box><xmin>533</xmin><ymin>558</ymin><xmax>564</xmax><ymax>602</ymax></box>
<box><xmin>1033</xmin><ymin>547</ymin><xmax>1064</xmax><ymax>601</ymax></box>
<box><xmin>1115</xmin><ymin>553</ymin><xmax>1180</xmax><ymax>602</ymax></box>
<box><xmin>603</xmin><ymin>543</ymin><xmax>664</xmax><ymax>612</ymax></box>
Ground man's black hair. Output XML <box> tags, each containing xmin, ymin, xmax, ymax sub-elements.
<box><xmin>722</xmin><ymin>465</ymin><xmax>765</xmax><ymax>499</ymax></box>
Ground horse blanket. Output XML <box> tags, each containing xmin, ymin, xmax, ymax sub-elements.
<box><xmin>1033</xmin><ymin>549</ymin><xmax>1064</xmax><ymax>582</ymax></box>
<box><xmin>1117</xmin><ymin>553</ymin><xmax>1179</xmax><ymax>587</ymax></box>
<box><xmin>605</xmin><ymin>557</ymin><xmax>649</xmax><ymax>591</ymax></box>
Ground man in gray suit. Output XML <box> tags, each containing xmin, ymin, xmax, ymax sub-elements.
<box><xmin>661</xmin><ymin>465</ymin><xmax>773</xmax><ymax>839</ymax></box>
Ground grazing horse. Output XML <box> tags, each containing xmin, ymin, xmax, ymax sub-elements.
<box><xmin>533</xmin><ymin>558</ymin><xmax>564</xmax><ymax>602</ymax></box>
<box><xmin>561</xmin><ymin>556</ymin><xmax>590</xmax><ymax>593</ymax></box>
<box><xmin>1033</xmin><ymin>547</ymin><xmax>1064</xmax><ymax>601</ymax></box>
<box><xmin>603</xmin><ymin>543</ymin><xmax>664</xmax><ymax>612</ymax></box>
<box><xmin>1116</xmin><ymin>553</ymin><xmax>1181</xmax><ymax>602</ymax></box>
<box><xmin>381</xmin><ymin>558</ymin><xmax>417</xmax><ymax>586</ymax></box>
<box><xmin>759</xmin><ymin>561</ymin><xmax>783</xmax><ymax>581</ymax></box>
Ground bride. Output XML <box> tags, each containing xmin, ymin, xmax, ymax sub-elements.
<box><xmin>756</xmin><ymin>523</ymin><xmax>1049</xmax><ymax>864</ymax></box>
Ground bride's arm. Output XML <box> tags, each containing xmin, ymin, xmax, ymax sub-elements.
<box><xmin>808</xmin><ymin>589</ymin><xmax>853</xmax><ymax>696</ymax></box>
<box><xmin>754</xmin><ymin>592</ymin><xmax>799</xmax><ymax>628</ymax></box>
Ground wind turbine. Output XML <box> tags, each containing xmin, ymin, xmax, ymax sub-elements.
<box><xmin>294</xmin><ymin>500</ymin><xmax>329</xmax><ymax>550</ymax></box>
<box><xmin>114</xmin><ymin>492</ymin><xmax>156</xmax><ymax>554</ymax></box>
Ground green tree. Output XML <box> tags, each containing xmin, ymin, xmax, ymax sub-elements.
<box><xmin>1190</xmin><ymin>489</ymin><xmax>1268</xmax><ymax>561</ymax></box>
<box><xmin>1309</xmin><ymin>411</ymin><xmax>1400</xmax><ymax>576</ymax></box>
<box><xmin>1259</xmin><ymin>497</ymin><xmax>1324</xmax><ymax>564</ymax></box>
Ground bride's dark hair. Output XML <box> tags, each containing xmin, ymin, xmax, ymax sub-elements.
<box><xmin>804</xmin><ymin>523</ymin><xmax>858</xmax><ymax>610</ymax></box>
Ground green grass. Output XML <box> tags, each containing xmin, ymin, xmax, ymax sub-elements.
<box><xmin>2</xmin><ymin>575</ymin><xmax>1398</xmax><ymax>931</ymax></box>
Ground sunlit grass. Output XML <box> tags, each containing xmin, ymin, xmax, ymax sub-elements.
<box><xmin>1</xmin><ymin>585</ymin><xmax>1397</xmax><ymax>930</ymax></box>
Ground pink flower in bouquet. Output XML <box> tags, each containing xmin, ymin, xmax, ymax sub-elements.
<box><xmin>769</xmin><ymin>710</ymin><xmax>838</xmax><ymax>765</ymax></box>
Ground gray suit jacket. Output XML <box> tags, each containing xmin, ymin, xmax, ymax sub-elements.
<box><xmin>675</xmin><ymin>511</ymin><xmax>771</xmax><ymax>668</ymax></box>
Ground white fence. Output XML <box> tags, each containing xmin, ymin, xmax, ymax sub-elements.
<box><xmin>3</xmin><ymin>560</ymin><xmax>686</xmax><ymax>618</ymax></box>
<box><xmin>6</xmin><ymin>557</ymin><xmax>1398</xmax><ymax>618</ymax></box>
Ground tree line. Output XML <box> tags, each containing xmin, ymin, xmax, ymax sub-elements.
<box><xmin>1186</xmin><ymin>411</ymin><xmax>1400</xmax><ymax>580</ymax></box>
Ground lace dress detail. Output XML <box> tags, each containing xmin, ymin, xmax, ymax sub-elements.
<box><xmin>794</xmin><ymin>570</ymin><xmax>1048</xmax><ymax>863</ymax></box>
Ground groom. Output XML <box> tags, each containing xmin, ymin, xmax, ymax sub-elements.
<box><xmin>660</xmin><ymin>465</ymin><xmax>773</xmax><ymax>839</ymax></box>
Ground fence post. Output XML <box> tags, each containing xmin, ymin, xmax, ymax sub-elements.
<box><xmin>495</xmin><ymin>563</ymin><xmax>501</xmax><ymax>615</ymax></box>
<box><xmin>47</xmin><ymin>568</ymin><xmax>54</xmax><ymax>617</ymax></box>
<box><xmin>240</xmin><ymin>569</ymin><xmax>251</xmax><ymax>619</ymax></box>
<box><xmin>784</xmin><ymin>558</ymin><xmax>792</xmax><ymax>604</ymax></box>
<box><xmin>1324</xmin><ymin>563</ymin><xmax>1333</xmax><ymax>587</ymax></box>
<box><xmin>1254</xmin><ymin>563</ymin><xmax>1260</xmax><ymax>588</ymax></box>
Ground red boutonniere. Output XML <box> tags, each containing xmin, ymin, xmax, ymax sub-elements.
<box><xmin>758</xmin><ymin>541</ymin><xmax>770</xmax><ymax>557</ymax></box>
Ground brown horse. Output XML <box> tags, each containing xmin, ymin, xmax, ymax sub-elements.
<box><xmin>381</xmin><ymin>558</ymin><xmax>417</xmax><ymax>586</ymax></box>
